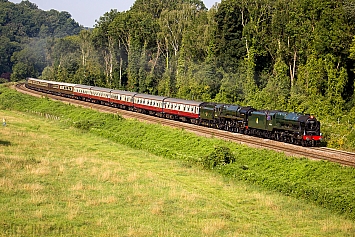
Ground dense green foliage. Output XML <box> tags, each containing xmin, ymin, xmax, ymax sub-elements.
<box><xmin>0</xmin><ymin>0</ymin><xmax>82</xmax><ymax>81</ymax></box>
<box><xmin>1</xmin><ymin>85</ymin><xmax>355</xmax><ymax>220</ymax></box>
<box><xmin>201</xmin><ymin>146</ymin><xmax>237</xmax><ymax>169</ymax></box>
<box><xmin>42</xmin><ymin>0</ymin><xmax>355</xmax><ymax>116</ymax></box>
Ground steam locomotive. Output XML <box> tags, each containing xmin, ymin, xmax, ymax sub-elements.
<box><xmin>26</xmin><ymin>78</ymin><xmax>322</xmax><ymax>146</ymax></box>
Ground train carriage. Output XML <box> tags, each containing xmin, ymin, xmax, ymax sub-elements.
<box><xmin>73</xmin><ymin>84</ymin><xmax>93</xmax><ymax>101</ymax></box>
<box><xmin>26</xmin><ymin>78</ymin><xmax>50</xmax><ymax>92</ymax></box>
<box><xmin>50</xmin><ymin>81</ymin><xmax>76</xmax><ymax>97</ymax></box>
<box><xmin>133</xmin><ymin>93</ymin><xmax>167</xmax><ymax>115</ymax></box>
<box><xmin>164</xmin><ymin>98</ymin><xmax>202</xmax><ymax>122</ymax></box>
<box><xmin>27</xmin><ymin>78</ymin><xmax>76</xmax><ymax>97</ymax></box>
<box><xmin>110</xmin><ymin>90</ymin><xmax>137</xmax><ymax>109</ymax></box>
<box><xmin>90</xmin><ymin>87</ymin><xmax>111</xmax><ymax>104</ymax></box>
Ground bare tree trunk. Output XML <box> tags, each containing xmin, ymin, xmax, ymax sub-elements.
<box><xmin>119</xmin><ymin>57</ymin><xmax>123</xmax><ymax>88</ymax></box>
<box><xmin>151</xmin><ymin>39</ymin><xmax>161</xmax><ymax>74</ymax></box>
<box><xmin>165</xmin><ymin>37</ymin><xmax>169</xmax><ymax>71</ymax></box>
<box><xmin>289</xmin><ymin>50</ymin><xmax>297</xmax><ymax>88</ymax></box>
<box><xmin>107</xmin><ymin>36</ymin><xmax>114</xmax><ymax>86</ymax></box>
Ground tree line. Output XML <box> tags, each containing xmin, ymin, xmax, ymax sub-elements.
<box><xmin>2</xmin><ymin>0</ymin><xmax>355</xmax><ymax>121</ymax></box>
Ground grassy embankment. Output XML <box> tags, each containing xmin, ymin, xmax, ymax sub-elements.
<box><xmin>0</xmin><ymin>84</ymin><xmax>355</xmax><ymax>236</ymax></box>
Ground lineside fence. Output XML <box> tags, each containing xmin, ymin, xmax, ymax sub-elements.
<box><xmin>26</xmin><ymin>110</ymin><xmax>61</xmax><ymax>121</ymax></box>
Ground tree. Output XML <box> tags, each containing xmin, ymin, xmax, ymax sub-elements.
<box><xmin>10</xmin><ymin>38</ymin><xmax>47</xmax><ymax>81</ymax></box>
<box><xmin>93</xmin><ymin>10</ymin><xmax>120</xmax><ymax>87</ymax></box>
<box><xmin>214</xmin><ymin>0</ymin><xmax>246</xmax><ymax>71</ymax></box>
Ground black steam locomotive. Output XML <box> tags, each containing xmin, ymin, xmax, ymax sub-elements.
<box><xmin>199</xmin><ymin>103</ymin><xmax>322</xmax><ymax>146</ymax></box>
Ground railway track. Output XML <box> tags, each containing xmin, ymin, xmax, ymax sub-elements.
<box><xmin>15</xmin><ymin>83</ymin><xmax>355</xmax><ymax>167</ymax></box>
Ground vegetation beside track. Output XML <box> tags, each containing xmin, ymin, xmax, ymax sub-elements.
<box><xmin>1</xmin><ymin>84</ymin><xmax>355</xmax><ymax>222</ymax></box>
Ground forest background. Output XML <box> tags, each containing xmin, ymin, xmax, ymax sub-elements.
<box><xmin>2</xmin><ymin>0</ymin><xmax>355</xmax><ymax>147</ymax></box>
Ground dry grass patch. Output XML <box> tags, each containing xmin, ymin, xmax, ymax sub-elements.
<box><xmin>30</xmin><ymin>193</ymin><xmax>47</xmax><ymax>205</ymax></box>
<box><xmin>29</xmin><ymin>166</ymin><xmax>51</xmax><ymax>176</ymax></box>
<box><xmin>126</xmin><ymin>226</ymin><xmax>153</xmax><ymax>237</ymax></box>
<box><xmin>127</xmin><ymin>172</ymin><xmax>140</xmax><ymax>183</ymax></box>
<box><xmin>23</xmin><ymin>183</ymin><xmax>44</xmax><ymax>192</ymax></box>
<box><xmin>33</xmin><ymin>209</ymin><xmax>43</xmax><ymax>219</ymax></box>
<box><xmin>202</xmin><ymin>219</ymin><xmax>228</xmax><ymax>235</ymax></box>
<box><xmin>74</xmin><ymin>156</ymin><xmax>87</xmax><ymax>167</ymax></box>
<box><xmin>150</xmin><ymin>200</ymin><xmax>165</xmax><ymax>215</ymax></box>
<box><xmin>71</xmin><ymin>181</ymin><xmax>84</xmax><ymax>191</ymax></box>
<box><xmin>67</xmin><ymin>205</ymin><xmax>81</xmax><ymax>221</ymax></box>
<box><xmin>0</xmin><ymin>177</ymin><xmax>14</xmax><ymax>191</ymax></box>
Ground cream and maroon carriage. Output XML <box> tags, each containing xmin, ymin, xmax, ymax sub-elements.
<box><xmin>163</xmin><ymin>98</ymin><xmax>202</xmax><ymax>123</ymax></box>
<box><xmin>133</xmin><ymin>93</ymin><xmax>167</xmax><ymax>116</ymax></box>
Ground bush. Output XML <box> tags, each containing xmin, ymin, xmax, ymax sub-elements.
<box><xmin>201</xmin><ymin>146</ymin><xmax>236</xmax><ymax>169</ymax></box>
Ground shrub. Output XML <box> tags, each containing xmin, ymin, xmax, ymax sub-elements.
<box><xmin>201</xmin><ymin>146</ymin><xmax>236</xmax><ymax>169</ymax></box>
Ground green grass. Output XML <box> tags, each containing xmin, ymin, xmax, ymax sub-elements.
<box><xmin>0</xmin><ymin>109</ymin><xmax>355</xmax><ymax>236</ymax></box>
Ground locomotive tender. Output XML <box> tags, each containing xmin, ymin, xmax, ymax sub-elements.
<box><xmin>26</xmin><ymin>78</ymin><xmax>322</xmax><ymax>146</ymax></box>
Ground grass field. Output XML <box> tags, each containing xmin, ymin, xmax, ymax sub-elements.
<box><xmin>1</xmin><ymin>110</ymin><xmax>355</xmax><ymax>236</ymax></box>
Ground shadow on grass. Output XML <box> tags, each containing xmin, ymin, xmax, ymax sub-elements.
<box><xmin>0</xmin><ymin>140</ymin><xmax>11</xmax><ymax>146</ymax></box>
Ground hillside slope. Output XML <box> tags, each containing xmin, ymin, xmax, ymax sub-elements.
<box><xmin>1</xmin><ymin>110</ymin><xmax>354</xmax><ymax>236</ymax></box>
